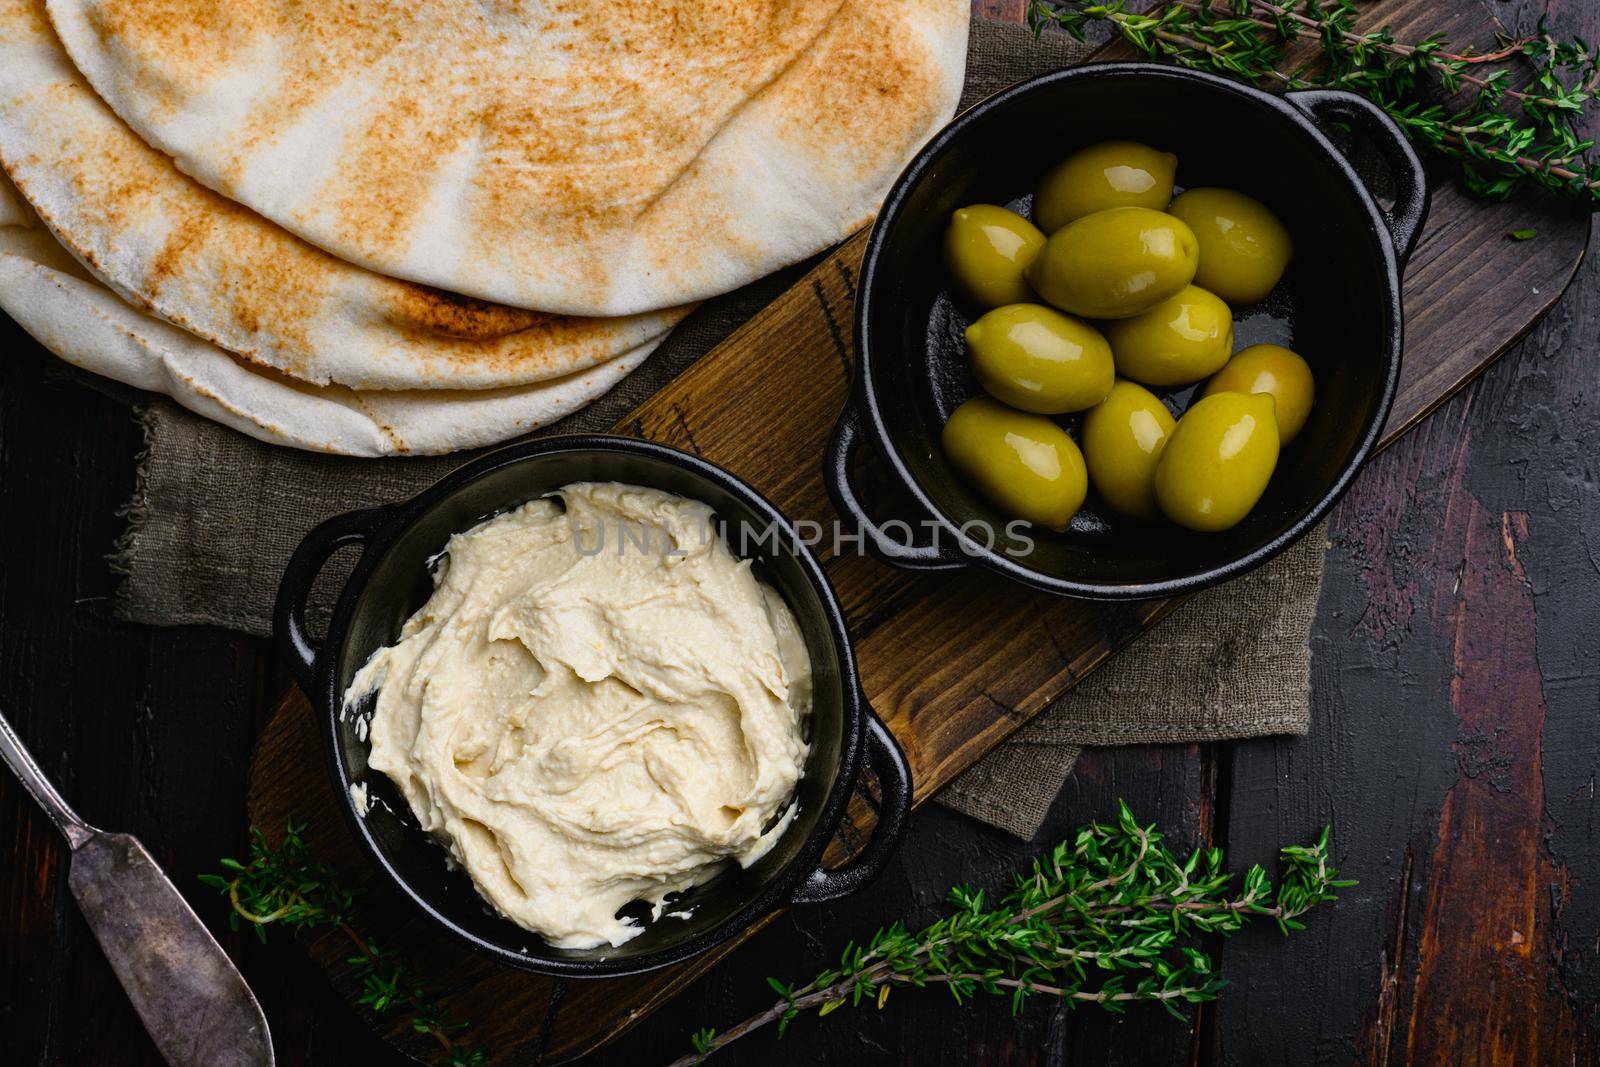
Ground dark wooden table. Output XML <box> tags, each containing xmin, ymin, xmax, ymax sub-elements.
<box><xmin>6</xmin><ymin>12</ymin><xmax>1600</xmax><ymax>1067</ymax></box>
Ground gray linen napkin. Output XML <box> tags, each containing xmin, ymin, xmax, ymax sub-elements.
<box><xmin>106</xmin><ymin>18</ymin><xmax>1318</xmax><ymax>838</ymax></box>
<box><xmin>939</xmin><ymin>527</ymin><xmax>1321</xmax><ymax>835</ymax></box>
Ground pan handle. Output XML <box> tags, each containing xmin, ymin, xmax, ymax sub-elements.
<box><xmin>824</xmin><ymin>398</ymin><xmax>965</xmax><ymax>571</ymax></box>
<box><xmin>273</xmin><ymin>507</ymin><xmax>391</xmax><ymax>694</ymax></box>
<box><xmin>1287</xmin><ymin>89</ymin><xmax>1430</xmax><ymax>266</ymax></box>
<box><xmin>791</xmin><ymin>713</ymin><xmax>912</xmax><ymax>905</ymax></box>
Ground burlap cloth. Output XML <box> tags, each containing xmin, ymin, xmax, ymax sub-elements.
<box><xmin>108</xmin><ymin>18</ymin><xmax>1318</xmax><ymax>839</ymax></box>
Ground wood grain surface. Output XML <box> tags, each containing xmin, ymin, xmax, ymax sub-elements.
<box><xmin>3</xmin><ymin>1</ymin><xmax>1599</xmax><ymax>1065</ymax></box>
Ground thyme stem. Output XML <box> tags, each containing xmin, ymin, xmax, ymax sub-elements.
<box><xmin>677</xmin><ymin>801</ymin><xmax>1350</xmax><ymax>1063</ymax></box>
<box><xmin>201</xmin><ymin>822</ymin><xmax>486</xmax><ymax>1067</ymax></box>
<box><xmin>1028</xmin><ymin>0</ymin><xmax>1600</xmax><ymax>205</ymax></box>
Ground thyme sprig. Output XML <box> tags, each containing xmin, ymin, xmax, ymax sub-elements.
<box><xmin>673</xmin><ymin>801</ymin><xmax>1349</xmax><ymax>1064</ymax></box>
<box><xmin>200</xmin><ymin>821</ymin><xmax>485</xmax><ymax>1067</ymax></box>
<box><xmin>1028</xmin><ymin>0</ymin><xmax>1600</xmax><ymax>205</ymax></box>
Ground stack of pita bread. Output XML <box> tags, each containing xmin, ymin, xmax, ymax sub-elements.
<box><xmin>0</xmin><ymin>0</ymin><xmax>967</xmax><ymax>455</ymax></box>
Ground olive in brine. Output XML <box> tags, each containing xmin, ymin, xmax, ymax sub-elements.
<box><xmin>1202</xmin><ymin>343</ymin><xmax>1315</xmax><ymax>442</ymax></box>
<box><xmin>1025</xmin><ymin>207</ymin><xmax>1199</xmax><ymax>319</ymax></box>
<box><xmin>1154</xmin><ymin>391</ymin><xmax>1280</xmax><ymax>532</ymax></box>
<box><xmin>1033</xmin><ymin>141</ymin><xmax>1178</xmax><ymax>232</ymax></box>
<box><xmin>1103</xmin><ymin>284</ymin><xmax>1234</xmax><ymax>387</ymax></box>
<box><xmin>966</xmin><ymin>303</ymin><xmax>1114</xmax><ymax>414</ymax></box>
<box><xmin>942</xmin><ymin>397</ymin><xmax>1087</xmax><ymax>531</ymax></box>
<box><xmin>1168</xmin><ymin>188</ymin><xmax>1293</xmax><ymax>305</ymax></box>
<box><xmin>943</xmin><ymin>204</ymin><xmax>1046</xmax><ymax>308</ymax></box>
<box><xmin>1082</xmin><ymin>380</ymin><xmax>1177</xmax><ymax>520</ymax></box>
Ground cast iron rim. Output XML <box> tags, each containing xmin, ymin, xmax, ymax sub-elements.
<box><xmin>312</xmin><ymin>435</ymin><xmax>868</xmax><ymax>978</ymax></box>
<box><xmin>854</xmin><ymin>61</ymin><xmax>1405</xmax><ymax>600</ymax></box>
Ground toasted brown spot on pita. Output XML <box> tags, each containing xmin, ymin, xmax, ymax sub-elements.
<box><xmin>147</xmin><ymin>210</ymin><xmax>211</xmax><ymax>291</ymax></box>
<box><xmin>386</xmin><ymin>286</ymin><xmax>548</xmax><ymax>343</ymax></box>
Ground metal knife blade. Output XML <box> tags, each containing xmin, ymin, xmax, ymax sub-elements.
<box><xmin>0</xmin><ymin>709</ymin><xmax>274</xmax><ymax>1067</ymax></box>
<box><xmin>69</xmin><ymin>832</ymin><xmax>276</xmax><ymax>1067</ymax></box>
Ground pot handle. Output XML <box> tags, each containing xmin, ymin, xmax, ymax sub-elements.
<box><xmin>273</xmin><ymin>507</ymin><xmax>391</xmax><ymax>694</ymax></box>
<box><xmin>791</xmin><ymin>713</ymin><xmax>912</xmax><ymax>905</ymax></box>
<box><xmin>1286</xmin><ymin>89</ymin><xmax>1430</xmax><ymax>266</ymax></box>
<box><xmin>824</xmin><ymin>399</ymin><xmax>965</xmax><ymax>571</ymax></box>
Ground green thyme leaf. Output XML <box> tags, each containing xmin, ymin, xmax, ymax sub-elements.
<box><xmin>672</xmin><ymin>802</ymin><xmax>1348</xmax><ymax>1065</ymax></box>
<box><xmin>1024</xmin><ymin>0</ymin><xmax>1600</xmax><ymax>206</ymax></box>
<box><xmin>203</xmin><ymin>821</ymin><xmax>484</xmax><ymax>1064</ymax></box>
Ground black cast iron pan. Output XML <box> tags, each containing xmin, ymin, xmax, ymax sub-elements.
<box><xmin>274</xmin><ymin>436</ymin><xmax>910</xmax><ymax>977</ymax></box>
<box><xmin>827</xmin><ymin>63</ymin><xmax>1428</xmax><ymax>599</ymax></box>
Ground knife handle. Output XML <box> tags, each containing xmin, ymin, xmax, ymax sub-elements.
<box><xmin>0</xmin><ymin>707</ymin><xmax>95</xmax><ymax>848</ymax></box>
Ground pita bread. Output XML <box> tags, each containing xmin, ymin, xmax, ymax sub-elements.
<box><xmin>0</xmin><ymin>178</ymin><xmax>655</xmax><ymax>456</ymax></box>
<box><xmin>46</xmin><ymin>0</ymin><xmax>968</xmax><ymax>317</ymax></box>
<box><xmin>0</xmin><ymin>0</ymin><xmax>684</xmax><ymax>391</ymax></box>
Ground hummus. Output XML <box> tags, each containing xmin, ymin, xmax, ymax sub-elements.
<box><xmin>343</xmin><ymin>482</ymin><xmax>811</xmax><ymax>949</ymax></box>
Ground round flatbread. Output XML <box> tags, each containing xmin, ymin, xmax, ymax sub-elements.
<box><xmin>0</xmin><ymin>180</ymin><xmax>654</xmax><ymax>456</ymax></box>
<box><xmin>45</xmin><ymin>0</ymin><xmax>969</xmax><ymax>317</ymax></box>
<box><xmin>0</xmin><ymin>0</ymin><xmax>684</xmax><ymax>391</ymax></box>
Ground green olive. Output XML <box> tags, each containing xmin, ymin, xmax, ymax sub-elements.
<box><xmin>1024</xmin><ymin>207</ymin><xmax>1199</xmax><ymax>319</ymax></box>
<box><xmin>942</xmin><ymin>396</ymin><xmax>1087</xmax><ymax>531</ymax></box>
<box><xmin>966</xmin><ymin>304</ymin><xmax>1114</xmax><ymax>414</ymax></box>
<box><xmin>1154</xmin><ymin>391</ymin><xmax>1280</xmax><ymax>532</ymax></box>
<box><xmin>1167</xmin><ymin>188</ymin><xmax>1292</xmax><ymax>305</ymax></box>
<box><xmin>1033</xmin><ymin>141</ymin><xmax>1178</xmax><ymax>232</ymax></box>
<box><xmin>1102</xmin><ymin>284</ymin><xmax>1233</xmax><ymax>387</ymax></box>
<box><xmin>1081</xmin><ymin>380</ymin><xmax>1177</xmax><ymax>520</ymax></box>
<box><xmin>1202</xmin><ymin>343</ymin><xmax>1315</xmax><ymax>443</ymax></box>
<box><xmin>943</xmin><ymin>204</ymin><xmax>1046</xmax><ymax>308</ymax></box>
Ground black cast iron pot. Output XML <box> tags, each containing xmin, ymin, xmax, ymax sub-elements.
<box><xmin>826</xmin><ymin>62</ymin><xmax>1428</xmax><ymax>599</ymax></box>
<box><xmin>273</xmin><ymin>436</ymin><xmax>910</xmax><ymax>977</ymax></box>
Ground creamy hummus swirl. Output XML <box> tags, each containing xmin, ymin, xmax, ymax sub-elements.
<box><xmin>344</xmin><ymin>482</ymin><xmax>811</xmax><ymax>948</ymax></box>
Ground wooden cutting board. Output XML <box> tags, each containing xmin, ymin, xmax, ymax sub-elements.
<box><xmin>247</xmin><ymin>6</ymin><xmax>1591</xmax><ymax>1063</ymax></box>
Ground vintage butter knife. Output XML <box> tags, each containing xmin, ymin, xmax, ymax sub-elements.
<box><xmin>0</xmin><ymin>708</ymin><xmax>274</xmax><ymax>1066</ymax></box>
